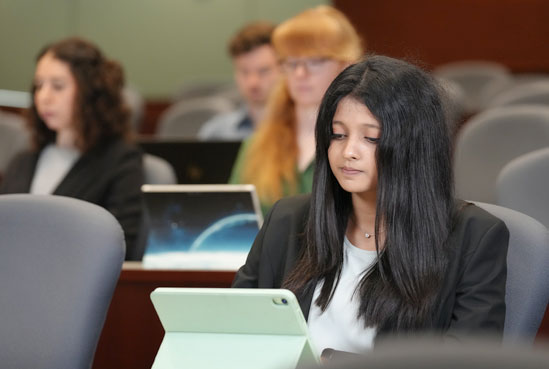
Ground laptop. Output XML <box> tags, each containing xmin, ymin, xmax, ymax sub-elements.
<box><xmin>141</xmin><ymin>184</ymin><xmax>262</xmax><ymax>270</ymax></box>
<box><xmin>137</xmin><ymin>138</ymin><xmax>242</xmax><ymax>184</ymax></box>
<box><xmin>150</xmin><ymin>288</ymin><xmax>319</xmax><ymax>369</ymax></box>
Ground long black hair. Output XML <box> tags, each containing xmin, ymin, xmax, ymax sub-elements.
<box><xmin>283</xmin><ymin>55</ymin><xmax>455</xmax><ymax>334</ymax></box>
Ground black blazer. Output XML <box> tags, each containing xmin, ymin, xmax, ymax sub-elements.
<box><xmin>233</xmin><ymin>194</ymin><xmax>509</xmax><ymax>340</ymax></box>
<box><xmin>0</xmin><ymin>139</ymin><xmax>144</xmax><ymax>259</ymax></box>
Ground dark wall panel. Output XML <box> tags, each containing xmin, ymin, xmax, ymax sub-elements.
<box><xmin>334</xmin><ymin>0</ymin><xmax>549</xmax><ymax>72</ymax></box>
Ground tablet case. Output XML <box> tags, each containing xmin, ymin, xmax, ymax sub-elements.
<box><xmin>150</xmin><ymin>288</ymin><xmax>319</xmax><ymax>369</ymax></box>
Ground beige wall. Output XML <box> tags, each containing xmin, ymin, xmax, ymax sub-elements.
<box><xmin>0</xmin><ymin>0</ymin><xmax>327</xmax><ymax>99</ymax></box>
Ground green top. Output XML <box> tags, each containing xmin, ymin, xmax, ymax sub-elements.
<box><xmin>229</xmin><ymin>138</ymin><xmax>315</xmax><ymax>216</ymax></box>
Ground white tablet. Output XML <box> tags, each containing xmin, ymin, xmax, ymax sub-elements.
<box><xmin>150</xmin><ymin>288</ymin><xmax>320</xmax><ymax>369</ymax></box>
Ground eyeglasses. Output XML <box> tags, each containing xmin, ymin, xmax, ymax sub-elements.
<box><xmin>281</xmin><ymin>58</ymin><xmax>332</xmax><ymax>74</ymax></box>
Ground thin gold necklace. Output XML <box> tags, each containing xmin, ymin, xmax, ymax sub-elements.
<box><xmin>350</xmin><ymin>215</ymin><xmax>374</xmax><ymax>239</ymax></box>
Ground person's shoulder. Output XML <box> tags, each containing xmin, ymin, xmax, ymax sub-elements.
<box><xmin>239</xmin><ymin>135</ymin><xmax>254</xmax><ymax>151</ymax></box>
<box><xmin>455</xmin><ymin>200</ymin><xmax>506</xmax><ymax>230</ymax></box>
<box><xmin>86</xmin><ymin>138</ymin><xmax>143</xmax><ymax>169</ymax></box>
<box><xmin>258</xmin><ymin>194</ymin><xmax>311</xmax><ymax>240</ymax></box>
<box><xmin>208</xmin><ymin>109</ymin><xmax>245</xmax><ymax>125</ymax></box>
<box><xmin>269</xmin><ymin>194</ymin><xmax>311</xmax><ymax>221</ymax></box>
<box><xmin>449</xmin><ymin>200</ymin><xmax>509</xmax><ymax>256</ymax></box>
<box><xmin>97</xmin><ymin>138</ymin><xmax>142</xmax><ymax>156</ymax></box>
<box><xmin>232</xmin><ymin>135</ymin><xmax>255</xmax><ymax>163</ymax></box>
<box><xmin>198</xmin><ymin>109</ymin><xmax>246</xmax><ymax>140</ymax></box>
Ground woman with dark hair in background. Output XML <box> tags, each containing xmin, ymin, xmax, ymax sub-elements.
<box><xmin>233</xmin><ymin>55</ymin><xmax>509</xmax><ymax>356</ymax></box>
<box><xmin>0</xmin><ymin>37</ymin><xmax>144</xmax><ymax>259</ymax></box>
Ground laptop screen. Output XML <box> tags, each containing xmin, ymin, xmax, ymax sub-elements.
<box><xmin>141</xmin><ymin>184</ymin><xmax>262</xmax><ymax>270</ymax></box>
<box><xmin>138</xmin><ymin>138</ymin><xmax>242</xmax><ymax>184</ymax></box>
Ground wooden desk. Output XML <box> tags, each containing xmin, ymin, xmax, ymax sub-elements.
<box><xmin>92</xmin><ymin>262</ymin><xmax>235</xmax><ymax>369</ymax></box>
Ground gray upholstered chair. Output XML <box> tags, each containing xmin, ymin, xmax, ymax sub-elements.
<box><xmin>156</xmin><ymin>97</ymin><xmax>234</xmax><ymax>139</ymax></box>
<box><xmin>454</xmin><ymin>105</ymin><xmax>549</xmax><ymax>203</ymax></box>
<box><xmin>496</xmin><ymin>147</ymin><xmax>549</xmax><ymax>228</ymax></box>
<box><xmin>473</xmin><ymin>201</ymin><xmax>549</xmax><ymax>344</ymax></box>
<box><xmin>173</xmin><ymin>81</ymin><xmax>242</xmax><ymax>106</ymax></box>
<box><xmin>0</xmin><ymin>194</ymin><xmax>125</xmax><ymax>369</ymax></box>
<box><xmin>122</xmin><ymin>85</ymin><xmax>145</xmax><ymax>132</ymax></box>
<box><xmin>513</xmin><ymin>73</ymin><xmax>549</xmax><ymax>86</ymax></box>
<box><xmin>0</xmin><ymin>110</ymin><xmax>30</xmax><ymax>174</ymax></box>
<box><xmin>433</xmin><ymin>61</ymin><xmax>512</xmax><ymax>114</ymax></box>
<box><xmin>316</xmin><ymin>339</ymin><xmax>549</xmax><ymax>369</ymax></box>
<box><xmin>143</xmin><ymin>153</ymin><xmax>177</xmax><ymax>184</ymax></box>
<box><xmin>487</xmin><ymin>80</ymin><xmax>549</xmax><ymax>108</ymax></box>
<box><xmin>138</xmin><ymin>154</ymin><xmax>177</xmax><ymax>259</ymax></box>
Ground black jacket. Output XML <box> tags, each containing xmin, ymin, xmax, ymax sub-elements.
<box><xmin>233</xmin><ymin>194</ymin><xmax>509</xmax><ymax>340</ymax></box>
<box><xmin>0</xmin><ymin>139</ymin><xmax>144</xmax><ymax>259</ymax></box>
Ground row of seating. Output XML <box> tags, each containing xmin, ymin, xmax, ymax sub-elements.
<box><xmin>433</xmin><ymin>60</ymin><xmax>549</xmax><ymax>118</ymax></box>
<box><xmin>155</xmin><ymin>61</ymin><xmax>549</xmax><ymax>139</ymax></box>
<box><xmin>454</xmin><ymin>105</ymin><xmax>549</xmax><ymax>228</ymax></box>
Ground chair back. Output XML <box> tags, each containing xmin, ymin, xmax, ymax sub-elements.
<box><xmin>143</xmin><ymin>153</ymin><xmax>177</xmax><ymax>184</ymax></box>
<box><xmin>0</xmin><ymin>111</ymin><xmax>30</xmax><ymax>173</ymax></box>
<box><xmin>173</xmin><ymin>81</ymin><xmax>242</xmax><ymax>106</ymax></box>
<box><xmin>0</xmin><ymin>194</ymin><xmax>125</xmax><ymax>369</ymax></box>
<box><xmin>122</xmin><ymin>85</ymin><xmax>145</xmax><ymax>132</ymax></box>
<box><xmin>433</xmin><ymin>61</ymin><xmax>512</xmax><ymax>114</ymax></box>
<box><xmin>496</xmin><ymin>147</ymin><xmax>549</xmax><ymax>228</ymax></box>
<box><xmin>487</xmin><ymin>80</ymin><xmax>549</xmax><ymax>108</ymax></box>
<box><xmin>156</xmin><ymin>97</ymin><xmax>234</xmax><ymax>139</ymax></box>
<box><xmin>454</xmin><ymin>105</ymin><xmax>549</xmax><ymax>203</ymax></box>
<box><xmin>473</xmin><ymin>201</ymin><xmax>549</xmax><ymax>344</ymax></box>
<box><xmin>135</xmin><ymin>154</ymin><xmax>177</xmax><ymax>260</ymax></box>
<box><xmin>316</xmin><ymin>338</ymin><xmax>549</xmax><ymax>369</ymax></box>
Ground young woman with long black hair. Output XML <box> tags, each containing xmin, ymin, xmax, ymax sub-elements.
<box><xmin>233</xmin><ymin>55</ymin><xmax>509</xmax><ymax>355</ymax></box>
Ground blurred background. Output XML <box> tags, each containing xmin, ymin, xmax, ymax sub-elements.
<box><xmin>1</xmin><ymin>0</ymin><xmax>548</xmax><ymax>132</ymax></box>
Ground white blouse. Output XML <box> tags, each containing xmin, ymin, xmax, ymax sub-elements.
<box><xmin>30</xmin><ymin>144</ymin><xmax>80</xmax><ymax>194</ymax></box>
<box><xmin>308</xmin><ymin>236</ymin><xmax>378</xmax><ymax>356</ymax></box>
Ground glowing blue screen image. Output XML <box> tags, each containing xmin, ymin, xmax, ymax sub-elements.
<box><xmin>142</xmin><ymin>191</ymin><xmax>260</xmax><ymax>269</ymax></box>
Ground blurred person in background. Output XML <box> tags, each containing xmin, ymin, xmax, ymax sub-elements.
<box><xmin>198</xmin><ymin>21</ymin><xmax>280</xmax><ymax>140</ymax></box>
<box><xmin>0</xmin><ymin>37</ymin><xmax>144</xmax><ymax>260</ymax></box>
<box><xmin>230</xmin><ymin>5</ymin><xmax>363</xmax><ymax>214</ymax></box>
